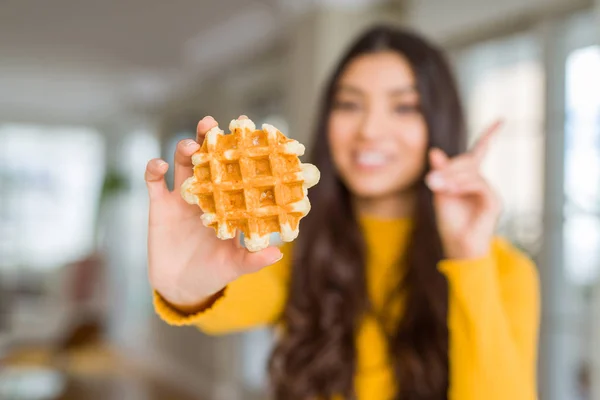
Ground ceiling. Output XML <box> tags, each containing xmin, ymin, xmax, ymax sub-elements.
<box><xmin>1</xmin><ymin>0</ymin><xmax>586</xmax><ymax>128</ymax></box>
<box><xmin>0</xmin><ymin>0</ymin><xmax>429</xmax><ymax>127</ymax></box>
<box><xmin>0</xmin><ymin>0</ymin><xmax>292</xmax><ymax>126</ymax></box>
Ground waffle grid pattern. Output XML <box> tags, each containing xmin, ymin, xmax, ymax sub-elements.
<box><xmin>181</xmin><ymin>119</ymin><xmax>319</xmax><ymax>251</ymax></box>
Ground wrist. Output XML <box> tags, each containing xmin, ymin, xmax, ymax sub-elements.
<box><xmin>151</xmin><ymin>278</ymin><xmax>223</xmax><ymax>310</ymax></box>
<box><xmin>443</xmin><ymin>239</ymin><xmax>490</xmax><ymax>260</ymax></box>
<box><xmin>158</xmin><ymin>287</ymin><xmax>226</xmax><ymax>315</ymax></box>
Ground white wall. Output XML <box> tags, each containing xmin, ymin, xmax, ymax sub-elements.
<box><xmin>286</xmin><ymin>5</ymin><xmax>404</xmax><ymax>149</ymax></box>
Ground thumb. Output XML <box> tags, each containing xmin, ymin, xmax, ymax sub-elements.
<box><xmin>429</xmin><ymin>148</ymin><xmax>449</xmax><ymax>170</ymax></box>
<box><xmin>233</xmin><ymin>246</ymin><xmax>283</xmax><ymax>274</ymax></box>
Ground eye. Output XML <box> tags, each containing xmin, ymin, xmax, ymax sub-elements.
<box><xmin>394</xmin><ymin>104</ymin><xmax>420</xmax><ymax>115</ymax></box>
<box><xmin>333</xmin><ymin>100</ymin><xmax>361</xmax><ymax>111</ymax></box>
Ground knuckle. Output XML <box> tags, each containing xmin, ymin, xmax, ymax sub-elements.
<box><xmin>144</xmin><ymin>169</ymin><xmax>154</xmax><ymax>182</ymax></box>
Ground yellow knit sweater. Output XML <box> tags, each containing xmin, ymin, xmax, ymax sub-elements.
<box><xmin>154</xmin><ymin>217</ymin><xmax>539</xmax><ymax>399</ymax></box>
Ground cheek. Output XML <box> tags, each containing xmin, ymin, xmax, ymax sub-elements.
<box><xmin>394</xmin><ymin>118</ymin><xmax>429</xmax><ymax>171</ymax></box>
<box><xmin>328</xmin><ymin>114</ymin><xmax>356</xmax><ymax>162</ymax></box>
<box><xmin>404</xmin><ymin>123</ymin><xmax>428</xmax><ymax>153</ymax></box>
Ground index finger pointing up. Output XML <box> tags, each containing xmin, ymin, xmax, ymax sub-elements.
<box><xmin>471</xmin><ymin>119</ymin><xmax>503</xmax><ymax>164</ymax></box>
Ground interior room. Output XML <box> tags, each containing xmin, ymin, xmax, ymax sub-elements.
<box><xmin>1</xmin><ymin>0</ymin><xmax>599</xmax><ymax>399</ymax></box>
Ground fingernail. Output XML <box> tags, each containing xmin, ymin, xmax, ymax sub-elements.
<box><xmin>158</xmin><ymin>161</ymin><xmax>168</xmax><ymax>169</ymax></box>
<box><xmin>427</xmin><ymin>172</ymin><xmax>445</xmax><ymax>190</ymax></box>
<box><xmin>185</xmin><ymin>139</ymin><xmax>199</xmax><ymax>147</ymax></box>
<box><xmin>270</xmin><ymin>252</ymin><xmax>284</xmax><ymax>264</ymax></box>
<box><xmin>201</xmin><ymin>116</ymin><xmax>216</xmax><ymax>126</ymax></box>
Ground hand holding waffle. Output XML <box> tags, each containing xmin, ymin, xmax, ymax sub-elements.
<box><xmin>145</xmin><ymin>116</ymin><xmax>319</xmax><ymax>311</ymax></box>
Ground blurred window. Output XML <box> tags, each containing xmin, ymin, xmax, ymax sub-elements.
<box><xmin>563</xmin><ymin>45</ymin><xmax>600</xmax><ymax>286</ymax></box>
<box><xmin>0</xmin><ymin>125</ymin><xmax>104</xmax><ymax>271</ymax></box>
<box><xmin>455</xmin><ymin>33</ymin><xmax>545</xmax><ymax>254</ymax></box>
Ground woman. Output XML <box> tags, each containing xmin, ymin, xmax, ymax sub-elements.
<box><xmin>144</xmin><ymin>26</ymin><xmax>539</xmax><ymax>400</ymax></box>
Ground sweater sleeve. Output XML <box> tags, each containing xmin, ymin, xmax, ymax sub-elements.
<box><xmin>153</xmin><ymin>244</ymin><xmax>292</xmax><ymax>335</ymax></box>
<box><xmin>438</xmin><ymin>237</ymin><xmax>540</xmax><ymax>400</ymax></box>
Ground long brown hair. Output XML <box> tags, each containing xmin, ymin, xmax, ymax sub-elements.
<box><xmin>269</xmin><ymin>25</ymin><xmax>466</xmax><ymax>399</ymax></box>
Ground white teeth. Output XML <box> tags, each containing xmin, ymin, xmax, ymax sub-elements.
<box><xmin>356</xmin><ymin>152</ymin><xmax>387</xmax><ymax>167</ymax></box>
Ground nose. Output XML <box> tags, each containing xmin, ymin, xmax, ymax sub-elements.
<box><xmin>357</xmin><ymin>109</ymin><xmax>381</xmax><ymax>141</ymax></box>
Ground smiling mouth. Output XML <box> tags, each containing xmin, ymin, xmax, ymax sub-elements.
<box><xmin>354</xmin><ymin>151</ymin><xmax>390</xmax><ymax>169</ymax></box>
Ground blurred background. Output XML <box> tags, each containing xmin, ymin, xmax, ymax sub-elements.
<box><xmin>0</xmin><ymin>0</ymin><xmax>599</xmax><ymax>399</ymax></box>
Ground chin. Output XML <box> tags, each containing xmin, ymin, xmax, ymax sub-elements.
<box><xmin>346</xmin><ymin>181</ymin><xmax>399</xmax><ymax>199</ymax></box>
<box><xmin>344</xmin><ymin>174</ymin><xmax>420</xmax><ymax>200</ymax></box>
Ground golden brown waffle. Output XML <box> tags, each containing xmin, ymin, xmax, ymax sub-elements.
<box><xmin>181</xmin><ymin>118</ymin><xmax>320</xmax><ymax>252</ymax></box>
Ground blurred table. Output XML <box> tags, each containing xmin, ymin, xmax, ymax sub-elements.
<box><xmin>0</xmin><ymin>366</ymin><xmax>67</xmax><ymax>400</ymax></box>
<box><xmin>1</xmin><ymin>342</ymin><xmax>202</xmax><ymax>400</ymax></box>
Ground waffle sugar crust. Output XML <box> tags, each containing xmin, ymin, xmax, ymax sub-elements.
<box><xmin>181</xmin><ymin>118</ymin><xmax>320</xmax><ymax>252</ymax></box>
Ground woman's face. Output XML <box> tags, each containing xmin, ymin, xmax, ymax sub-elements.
<box><xmin>328</xmin><ymin>51</ymin><xmax>428</xmax><ymax>199</ymax></box>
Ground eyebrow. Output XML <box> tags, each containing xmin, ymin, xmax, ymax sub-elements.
<box><xmin>389</xmin><ymin>86</ymin><xmax>418</xmax><ymax>96</ymax></box>
<box><xmin>336</xmin><ymin>84</ymin><xmax>418</xmax><ymax>97</ymax></box>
